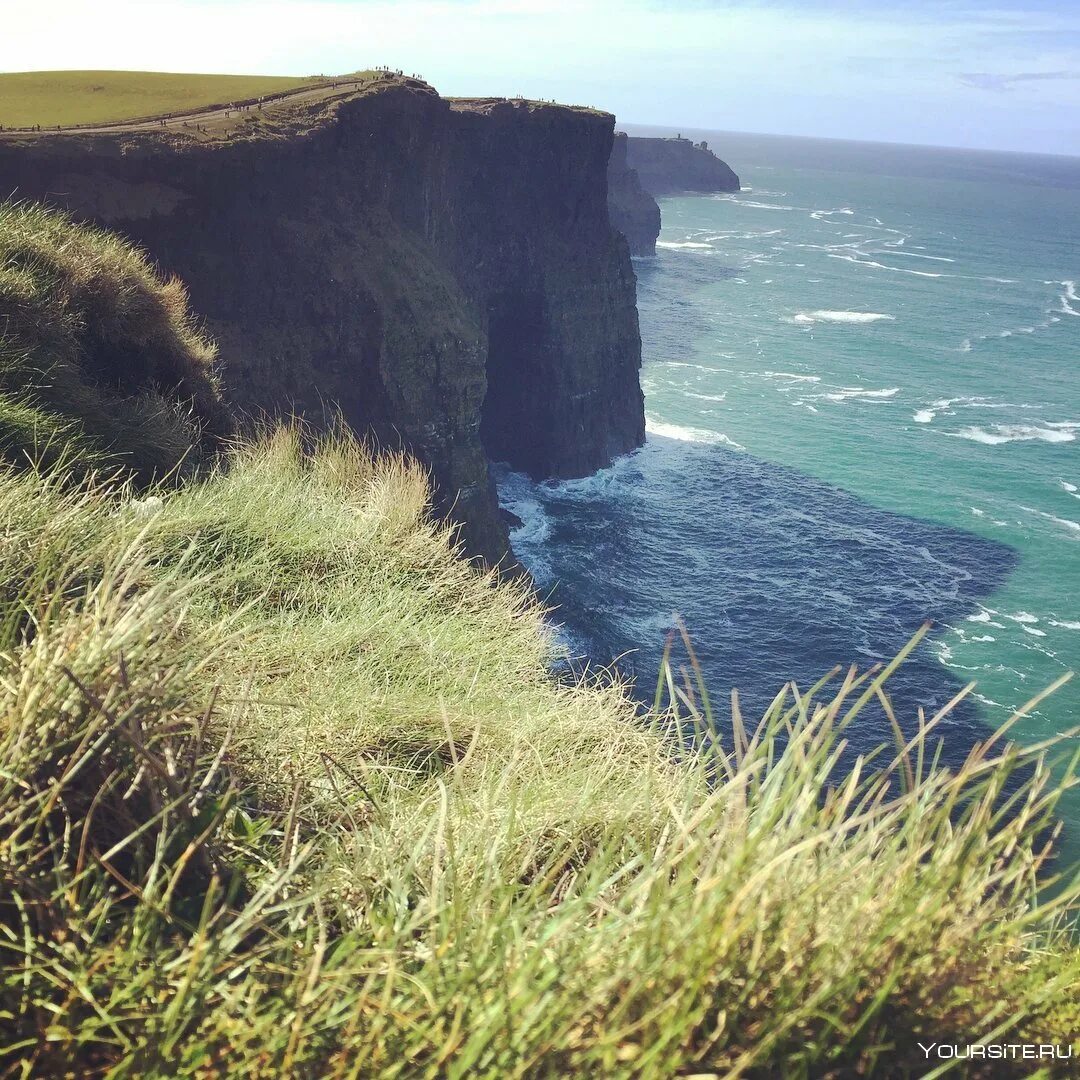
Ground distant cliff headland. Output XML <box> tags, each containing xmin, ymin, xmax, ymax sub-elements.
<box><xmin>627</xmin><ymin>134</ymin><xmax>741</xmax><ymax>196</ymax></box>
<box><xmin>607</xmin><ymin>133</ymin><xmax>741</xmax><ymax>255</ymax></box>
<box><xmin>0</xmin><ymin>75</ymin><xmax>644</xmax><ymax>564</ymax></box>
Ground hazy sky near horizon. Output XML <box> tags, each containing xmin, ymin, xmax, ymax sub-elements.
<box><xmin>4</xmin><ymin>0</ymin><xmax>1080</xmax><ymax>154</ymax></box>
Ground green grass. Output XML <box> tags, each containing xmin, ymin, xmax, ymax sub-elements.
<box><xmin>0</xmin><ymin>70</ymin><xmax>323</xmax><ymax>128</ymax></box>
<box><xmin>0</xmin><ymin>200</ymin><xmax>228</xmax><ymax>480</ymax></box>
<box><xmin>0</xmin><ymin>423</ymin><xmax>1078</xmax><ymax>1077</ymax></box>
<box><xmin>1</xmin><ymin>201</ymin><xmax>1079</xmax><ymax>1078</ymax></box>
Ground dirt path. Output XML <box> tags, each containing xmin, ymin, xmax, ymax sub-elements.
<box><xmin>0</xmin><ymin>73</ymin><xmax>404</xmax><ymax>138</ymax></box>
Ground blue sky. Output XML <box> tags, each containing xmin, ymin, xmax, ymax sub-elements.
<box><xmin>4</xmin><ymin>0</ymin><xmax>1080</xmax><ymax>153</ymax></box>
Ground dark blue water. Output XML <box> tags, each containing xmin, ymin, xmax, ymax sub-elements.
<box><xmin>496</xmin><ymin>442</ymin><xmax>1015</xmax><ymax>761</ymax></box>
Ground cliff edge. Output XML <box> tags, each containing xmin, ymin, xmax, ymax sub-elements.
<box><xmin>0</xmin><ymin>77</ymin><xmax>646</xmax><ymax>564</ymax></box>
<box><xmin>624</xmin><ymin>135</ymin><xmax>740</xmax><ymax>196</ymax></box>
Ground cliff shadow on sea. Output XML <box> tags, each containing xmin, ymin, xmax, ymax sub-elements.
<box><xmin>498</xmin><ymin>426</ymin><xmax>1022</xmax><ymax>772</ymax></box>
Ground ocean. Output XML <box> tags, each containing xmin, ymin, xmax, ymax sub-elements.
<box><xmin>496</xmin><ymin>129</ymin><xmax>1079</xmax><ymax>825</ymax></box>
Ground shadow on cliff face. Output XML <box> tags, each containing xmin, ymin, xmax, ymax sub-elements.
<box><xmin>495</xmin><ymin>436</ymin><xmax>1020</xmax><ymax>770</ymax></box>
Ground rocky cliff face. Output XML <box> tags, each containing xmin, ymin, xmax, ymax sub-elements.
<box><xmin>0</xmin><ymin>79</ymin><xmax>645</xmax><ymax>564</ymax></box>
<box><xmin>606</xmin><ymin>132</ymin><xmax>660</xmax><ymax>256</ymax></box>
<box><xmin>624</xmin><ymin>136</ymin><xmax>740</xmax><ymax>196</ymax></box>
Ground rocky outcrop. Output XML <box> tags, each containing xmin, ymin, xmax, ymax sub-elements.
<box><xmin>624</xmin><ymin>135</ymin><xmax>740</xmax><ymax>196</ymax></box>
<box><xmin>0</xmin><ymin>79</ymin><xmax>646</xmax><ymax>564</ymax></box>
<box><xmin>606</xmin><ymin>132</ymin><xmax>660</xmax><ymax>256</ymax></box>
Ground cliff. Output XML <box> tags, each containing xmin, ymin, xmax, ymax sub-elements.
<box><xmin>0</xmin><ymin>78</ymin><xmax>645</xmax><ymax>564</ymax></box>
<box><xmin>624</xmin><ymin>135</ymin><xmax>740</xmax><ymax>196</ymax></box>
<box><xmin>606</xmin><ymin>132</ymin><xmax>660</xmax><ymax>256</ymax></box>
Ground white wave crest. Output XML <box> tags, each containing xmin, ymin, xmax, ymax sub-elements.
<box><xmin>787</xmin><ymin>310</ymin><xmax>895</xmax><ymax>325</ymax></box>
<box><xmin>931</xmin><ymin>396</ymin><xmax>1041</xmax><ymax>412</ymax></box>
<box><xmin>827</xmin><ymin>253</ymin><xmax>945</xmax><ymax>278</ymax></box>
<box><xmin>645</xmin><ymin>418</ymin><xmax>745</xmax><ymax>449</ymax></box>
<box><xmin>751</xmin><ymin>371</ymin><xmax>821</xmax><ymax>382</ymax></box>
<box><xmin>890</xmin><ymin>251</ymin><xmax>955</xmax><ymax>263</ymax></box>
<box><xmin>822</xmin><ymin>387</ymin><xmax>901</xmax><ymax>403</ymax></box>
<box><xmin>913</xmin><ymin>410</ymin><xmax>935</xmax><ymax>423</ymax></box>
<box><xmin>1021</xmin><ymin>506</ymin><xmax>1080</xmax><ymax>535</ymax></box>
<box><xmin>734</xmin><ymin>200</ymin><xmax>795</xmax><ymax>211</ymax></box>
<box><xmin>949</xmin><ymin>424</ymin><xmax>1076</xmax><ymax>445</ymax></box>
<box><xmin>1060</xmin><ymin>280</ymin><xmax>1080</xmax><ymax>316</ymax></box>
<box><xmin>656</xmin><ymin>241</ymin><xmax>713</xmax><ymax>250</ymax></box>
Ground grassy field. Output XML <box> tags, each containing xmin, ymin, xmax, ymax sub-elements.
<box><xmin>1</xmin><ymin>201</ymin><xmax>1079</xmax><ymax>1076</ymax></box>
<box><xmin>0</xmin><ymin>70</ymin><xmax>324</xmax><ymax>127</ymax></box>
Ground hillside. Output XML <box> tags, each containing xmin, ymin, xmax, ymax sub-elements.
<box><xmin>0</xmin><ymin>202</ymin><xmax>1078</xmax><ymax>1076</ymax></box>
<box><xmin>0</xmin><ymin>200</ymin><xmax>228</xmax><ymax>478</ymax></box>
<box><xmin>0</xmin><ymin>70</ymin><xmax>323</xmax><ymax>128</ymax></box>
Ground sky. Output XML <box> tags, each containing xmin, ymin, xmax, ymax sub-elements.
<box><xmin>3</xmin><ymin>0</ymin><xmax>1080</xmax><ymax>154</ymax></box>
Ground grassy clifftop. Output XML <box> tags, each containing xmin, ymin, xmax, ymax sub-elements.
<box><xmin>1</xmin><ymin>205</ymin><xmax>1078</xmax><ymax>1076</ymax></box>
<box><xmin>0</xmin><ymin>70</ymin><xmax>322</xmax><ymax>128</ymax></box>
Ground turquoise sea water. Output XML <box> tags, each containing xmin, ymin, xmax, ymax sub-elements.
<box><xmin>498</xmin><ymin>131</ymin><xmax>1079</xmax><ymax>831</ymax></box>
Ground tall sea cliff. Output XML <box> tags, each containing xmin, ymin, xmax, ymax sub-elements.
<box><xmin>0</xmin><ymin>77</ymin><xmax>645</xmax><ymax>563</ymax></box>
<box><xmin>606</xmin><ymin>132</ymin><xmax>661</xmax><ymax>256</ymax></box>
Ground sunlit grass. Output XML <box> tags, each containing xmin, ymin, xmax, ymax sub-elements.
<box><xmin>0</xmin><ymin>199</ymin><xmax>227</xmax><ymax>480</ymax></box>
<box><xmin>0</xmin><ymin>70</ymin><xmax>323</xmax><ymax>128</ymax></box>
<box><xmin>1</xmin><ymin>427</ymin><xmax>1077</xmax><ymax>1077</ymax></box>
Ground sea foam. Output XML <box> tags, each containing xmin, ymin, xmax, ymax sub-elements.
<box><xmin>827</xmin><ymin>253</ymin><xmax>945</xmax><ymax>278</ymax></box>
<box><xmin>645</xmin><ymin>418</ymin><xmax>745</xmax><ymax>449</ymax></box>
<box><xmin>950</xmin><ymin>424</ymin><xmax>1076</xmax><ymax>445</ymax></box>
<box><xmin>822</xmin><ymin>387</ymin><xmax>900</xmax><ymax>402</ymax></box>
<box><xmin>788</xmin><ymin>310</ymin><xmax>895</xmax><ymax>325</ymax></box>
<box><xmin>890</xmin><ymin>251</ymin><xmax>955</xmax><ymax>263</ymax></box>
<box><xmin>1060</xmin><ymin>281</ymin><xmax>1080</xmax><ymax>316</ymax></box>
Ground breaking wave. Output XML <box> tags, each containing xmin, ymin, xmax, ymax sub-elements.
<box><xmin>950</xmin><ymin>424</ymin><xmax>1078</xmax><ymax>445</ymax></box>
<box><xmin>787</xmin><ymin>310</ymin><xmax>895</xmax><ymax>325</ymax></box>
<box><xmin>645</xmin><ymin>418</ymin><xmax>745</xmax><ymax>449</ymax></box>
